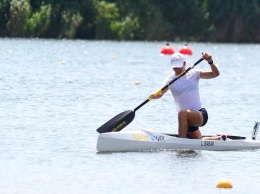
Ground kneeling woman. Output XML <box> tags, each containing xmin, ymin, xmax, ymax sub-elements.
<box><xmin>149</xmin><ymin>52</ymin><xmax>220</xmax><ymax>139</ymax></box>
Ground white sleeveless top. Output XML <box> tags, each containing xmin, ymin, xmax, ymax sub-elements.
<box><xmin>163</xmin><ymin>70</ymin><xmax>202</xmax><ymax>112</ymax></box>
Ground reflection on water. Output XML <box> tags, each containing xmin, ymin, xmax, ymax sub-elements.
<box><xmin>175</xmin><ymin>150</ymin><xmax>202</xmax><ymax>158</ymax></box>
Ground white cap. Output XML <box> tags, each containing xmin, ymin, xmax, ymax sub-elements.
<box><xmin>170</xmin><ymin>53</ymin><xmax>185</xmax><ymax>68</ymax></box>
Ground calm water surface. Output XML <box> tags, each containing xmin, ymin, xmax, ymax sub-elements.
<box><xmin>0</xmin><ymin>38</ymin><xmax>260</xmax><ymax>194</ymax></box>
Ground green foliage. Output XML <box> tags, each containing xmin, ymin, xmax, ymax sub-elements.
<box><xmin>0</xmin><ymin>0</ymin><xmax>10</xmax><ymax>35</ymax></box>
<box><xmin>41</xmin><ymin>1</ymin><xmax>84</xmax><ymax>38</ymax></box>
<box><xmin>0</xmin><ymin>0</ymin><xmax>259</xmax><ymax>42</ymax></box>
<box><xmin>76</xmin><ymin>0</ymin><xmax>97</xmax><ymax>39</ymax></box>
<box><xmin>25</xmin><ymin>3</ymin><xmax>52</xmax><ymax>37</ymax></box>
<box><xmin>95</xmin><ymin>1</ymin><xmax>120</xmax><ymax>38</ymax></box>
<box><xmin>6</xmin><ymin>0</ymin><xmax>32</xmax><ymax>37</ymax></box>
<box><xmin>205</xmin><ymin>0</ymin><xmax>260</xmax><ymax>42</ymax></box>
<box><xmin>59</xmin><ymin>9</ymin><xmax>83</xmax><ymax>38</ymax></box>
<box><xmin>110</xmin><ymin>14</ymin><xmax>140</xmax><ymax>40</ymax></box>
<box><xmin>95</xmin><ymin>1</ymin><xmax>141</xmax><ymax>40</ymax></box>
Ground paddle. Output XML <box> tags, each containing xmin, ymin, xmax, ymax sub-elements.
<box><xmin>97</xmin><ymin>58</ymin><xmax>204</xmax><ymax>134</ymax></box>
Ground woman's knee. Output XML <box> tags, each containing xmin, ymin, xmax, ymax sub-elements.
<box><xmin>178</xmin><ymin>110</ymin><xmax>187</xmax><ymax>120</ymax></box>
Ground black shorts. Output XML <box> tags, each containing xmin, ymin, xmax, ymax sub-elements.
<box><xmin>187</xmin><ymin>108</ymin><xmax>208</xmax><ymax>132</ymax></box>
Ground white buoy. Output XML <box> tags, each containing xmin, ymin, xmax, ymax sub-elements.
<box><xmin>132</xmin><ymin>81</ymin><xmax>140</xmax><ymax>85</ymax></box>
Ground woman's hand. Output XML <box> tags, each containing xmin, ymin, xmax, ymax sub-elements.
<box><xmin>202</xmin><ymin>52</ymin><xmax>213</xmax><ymax>63</ymax></box>
<box><xmin>148</xmin><ymin>92</ymin><xmax>162</xmax><ymax>100</ymax></box>
<box><xmin>149</xmin><ymin>94</ymin><xmax>157</xmax><ymax>99</ymax></box>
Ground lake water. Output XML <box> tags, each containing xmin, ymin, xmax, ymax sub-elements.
<box><xmin>0</xmin><ymin>38</ymin><xmax>260</xmax><ymax>194</ymax></box>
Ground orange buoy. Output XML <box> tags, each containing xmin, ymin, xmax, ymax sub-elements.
<box><xmin>179</xmin><ymin>45</ymin><xmax>193</xmax><ymax>55</ymax></box>
<box><xmin>216</xmin><ymin>179</ymin><xmax>233</xmax><ymax>188</ymax></box>
<box><xmin>160</xmin><ymin>43</ymin><xmax>174</xmax><ymax>55</ymax></box>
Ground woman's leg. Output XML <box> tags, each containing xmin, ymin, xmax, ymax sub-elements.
<box><xmin>178</xmin><ymin>110</ymin><xmax>203</xmax><ymax>138</ymax></box>
<box><xmin>187</xmin><ymin>129</ymin><xmax>202</xmax><ymax>139</ymax></box>
<box><xmin>202</xmin><ymin>134</ymin><xmax>227</xmax><ymax>141</ymax></box>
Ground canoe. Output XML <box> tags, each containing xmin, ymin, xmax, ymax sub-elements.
<box><xmin>96</xmin><ymin>122</ymin><xmax>260</xmax><ymax>152</ymax></box>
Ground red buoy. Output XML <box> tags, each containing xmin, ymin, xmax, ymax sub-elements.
<box><xmin>160</xmin><ymin>43</ymin><xmax>174</xmax><ymax>55</ymax></box>
<box><xmin>179</xmin><ymin>45</ymin><xmax>193</xmax><ymax>55</ymax></box>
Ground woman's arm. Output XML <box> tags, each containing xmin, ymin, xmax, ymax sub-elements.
<box><xmin>200</xmin><ymin>52</ymin><xmax>220</xmax><ymax>79</ymax></box>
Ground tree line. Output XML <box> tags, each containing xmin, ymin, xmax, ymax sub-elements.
<box><xmin>0</xmin><ymin>0</ymin><xmax>259</xmax><ymax>42</ymax></box>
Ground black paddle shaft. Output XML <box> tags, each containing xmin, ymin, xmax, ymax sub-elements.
<box><xmin>97</xmin><ymin>58</ymin><xmax>204</xmax><ymax>133</ymax></box>
<box><xmin>134</xmin><ymin>58</ymin><xmax>204</xmax><ymax>112</ymax></box>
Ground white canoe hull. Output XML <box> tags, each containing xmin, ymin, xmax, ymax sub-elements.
<box><xmin>96</xmin><ymin>129</ymin><xmax>260</xmax><ymax>152</ymax></box>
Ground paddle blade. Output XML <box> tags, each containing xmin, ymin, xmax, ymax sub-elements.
<box><xmin>96</xmin><ymin>110</ymin><xmax>135</xmax><ymax>133</ymax></box>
